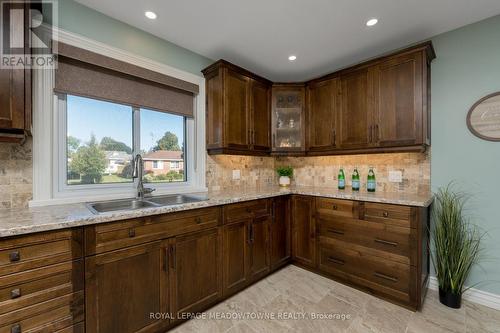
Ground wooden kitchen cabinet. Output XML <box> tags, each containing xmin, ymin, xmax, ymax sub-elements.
<box><xmin>0</xmin><ymin>2</ymin><xmax>32</xmax><ymax>142</ymax></box>
<box><xmin>202</xmin><ymin>60</ymin><xmax>271</xmax><ymax>155</ymax></box>
<box><xmin>271</xmin><ymin>84</ymin><xmax>306</xmax><ymax>154</ymax></box>
<box><xmin>85</xmin><ymin>241</ymin><xmax>169</xmax><ymax>333</ymax></box>
<box><xmin>372</xmin><ymin>50</ymin><xmax>428</xmax><ymax>147</ymax></box>
<box><xmin>270</xmin><ymin>196</ymin><xmax>291</xmax><ymax>269</ymax></box>
<box><xmin>169</xmin><ymin>228</ymin><xmax>222</xmax><ymax>319</ymax></box>
<box><xmin>250</xmin><ymin>79</ymin><xmax>271</xmax><ymax>152</ymax></box>
<box><xmin>291</xmin><ymin>195</ymin><xmax>316</xmax><ymax>268</ymax></box>
<box><xmin>222</xmin><ymin>219</ymin><xmax>251</xmax><ymax>296</ymax></box>
<box><xmin>222</xmin><ymin>200</ymin><xmax>272</xmax><ymax>296</ymax></box>
<box><xmin>338</xmin><ymin>68</ymin><xmax>373</xmax><ymax>149</ymax></box>
<box><xmin>248</xmin><ymin>215</ymin><xmax>271</xmax><ymax>281</ymax></box>
<box><xmin>307</xmin><ymin>78</ymin><xmax>341</xmax><ymax>152</ymax></box>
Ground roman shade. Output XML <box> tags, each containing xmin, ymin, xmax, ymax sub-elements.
<box><xmin>54</xmin><ymin>42</ymin><xmax>198</xmax><ymax>117</ymax></box>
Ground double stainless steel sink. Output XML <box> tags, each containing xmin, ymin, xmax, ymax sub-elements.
<box><xmin>86</xmin><ymin>194</ymin><xmax>208</xmax><ymax>214</ymax></box>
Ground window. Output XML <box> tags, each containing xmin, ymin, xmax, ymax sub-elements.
<box><xmin>62</xmin><ymin>94</ymin><xmax>186</xmax><ymax>189</ymax></box>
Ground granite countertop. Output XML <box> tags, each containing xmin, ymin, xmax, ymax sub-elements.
<box><xmin>0</xmin><ymin>186</ymin><xmax>433</xmax><ymax>238</ymax></box>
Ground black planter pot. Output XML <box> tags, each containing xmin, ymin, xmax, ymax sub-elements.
<box><xmin>439</xmin><ymin>288</ymin><xmax>462</xmax><ymax>309</ymax></box>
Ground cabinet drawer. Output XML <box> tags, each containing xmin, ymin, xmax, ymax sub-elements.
<box><xmin>318</xmin><ymin>241</ymin><xmax>411</xmax><ymax>298</ymax></box>
<box><xmin>223</xmin><ymin>199</ymin><xmax>270</xmax><ymax>224</ymax></box>
<box><xmin>0</xmin><ymin>229</ymin><xmax>83</xmax><ymax>277</ymax></box>
<box><xmin>54</xmin><ymin>322</ymin><xmax>84</xmax><ymax>333</ymax></box>
<box><xmin>318</xmin><ymin>217</ymin><xmax>412</xmax><ymax>264</ymax></box>
<box><xmin>86</xmin><ymin>207</ymin><xmax>220</xmax><ymax>254</ymax></box>
<box><xmin>362</xmin><ymin>203</ymin><xmax>413</xmax><ymax>228</ymax></box>
<box><xmin>0</xmin><ymin>260</ymin><xmax>83</xmax><ymax>315</ymax></box>
<box><xmin>316</xmin><ymin>198</ymin><xmax>357</xmax><ymax>219</ymax></box>
<box><xmin>0</xmin><ymin>291</ymin><xmax>84</xmax><ymax>333</ymax></box>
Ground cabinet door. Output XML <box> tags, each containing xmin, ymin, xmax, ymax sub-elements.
<box><xmin>373</xmin><ymin>52</ymin><xmax>424</xmax><ymax>146</ymax></box>
<box><xmin>291</xmin><ymin>195</ymin><xmax>316</xmax><ymax>267</ymax></box>
<box><xmin>85</xmin><ymin>242</ymin><xmax>168</xmax><ymax>333</ymax></box>
<box><xmin>224</xmin><ymin>69</ymin><xmax>250</xmax><ymax>150</ymax></box>
<box><xmin>249</xmin><ymin>215</ymin><xmax>270</xmax><ymax>281</ymax></box>
<box><xmin>270</xmin><ymin>196</ymin><xmax>291</xmax><ymax>269</ymax></box>
<box><xmin>170</xmin><ymin>228</ymin><xmax>222</xmax><ymax>318</ymax></box>
<box><xmin>222</xmin><ymin>220</ymin><xmax>250</xmax><ymax>296</ymax></box>
<box><xmin>250</xmin><ymin>79</ymin><xmax>270</xmax><ymax>152</ymax></box>
<box><xmin>339</xmin><ymin>69</ymin><xmax>372</xmax><ymax>149</ymax></box>
<box><xmin>0</xmin><ymin>2</ymin><xmax>30</xmax><ymax>137</ymax></box>
<box><xmin>307</xmin><ymin>78</ymin><xmax>339</xmax><ymax>151</ymax></box>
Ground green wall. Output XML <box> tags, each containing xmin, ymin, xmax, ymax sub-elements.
<box><xmin>431</xmin><ymin>14</ymin><xmax>500</xmax><ymax>295</ymax></box>
<box><xmin>57</xmin><ymin>0</ymin><xmax>213</xmax><ymax>76</ymax></box>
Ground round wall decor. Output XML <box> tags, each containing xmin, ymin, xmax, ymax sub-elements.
<box><xmin>467</xmin><ymin>92</ymin><xmax>500</xmax><ymax>141</ymax></box>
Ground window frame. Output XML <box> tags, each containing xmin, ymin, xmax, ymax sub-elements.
<box><xmin>31</xmin><ymin>31</ymin><xmax>206</xmax><ymax>207</ymax></box>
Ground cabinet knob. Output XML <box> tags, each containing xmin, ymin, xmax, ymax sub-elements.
<box><xmin>10</xmin><ymin>288</ymin><xmax>21</xmax><ymax>299</ymax></box>
<box><xmin>128</xmin><ymin>228</ymin><xmax>136</xmax><ymax>238</ymax></box>
<box><xmin>11</xmin><ymin>324</ymin><xmax>21</xmax><ymax>333</ymax></box>
<box><xmin>382</xmin><ymin>211</ymin><xmax>389</xmax><ymax>218</ymax></box>
<box><xmin>9</xmin><ymin>251</ymin><xmax>20</xmax><ymax>262</ymax></box>
<box><xmin>195</xmin><ymin>217</ymin><xmax>202</xmax><ymax>224</ymax></box>
<box><xmin>332</xmin><ymin>205</ymin><xmax>338</xmax><ymax>210</ymax></box>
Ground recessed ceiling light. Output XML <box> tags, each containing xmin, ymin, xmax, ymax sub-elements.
<box><xmin>366</xmin><ymin>18</ymin><xmax>378</xmax><ymax>27</ymax></box>
<box><xmin>145</xmin><ymin>11</ymin><xmax>157</xmax><ymax>20</ymax></box>
<box><xmin>288</xmin><ymin>55</ymin><xmax>297</xmax><ymax>61</ymax></box>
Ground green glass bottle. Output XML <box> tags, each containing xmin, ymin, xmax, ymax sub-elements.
<box><xmin>352</xmin><ymin>168</ymin><xmax>360</xmax><ymax>191</ymax></box>
<box><xmin>338</xmin><ymin>168</ymin><xmax>345</xmax><ymax>190</ymax></box>
<box><xmin>367</xmin><ymin>167</ymin><xmax>376</xmax><ymax>192</ymax></box>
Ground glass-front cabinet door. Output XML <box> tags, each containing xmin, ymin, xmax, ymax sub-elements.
<box><xmin>271</xmin><ymin>85</ymin><xmax>306</xmax><ymax>154</ymax></box>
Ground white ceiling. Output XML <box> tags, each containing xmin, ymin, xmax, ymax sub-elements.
<box><xmin>75</xmin><ymin>0</ymin><xmax>500</xmax><ymax>82</ymax></box>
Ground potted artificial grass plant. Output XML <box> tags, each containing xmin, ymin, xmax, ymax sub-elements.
<box><xmin>276</xmin><ymin>166</ymin><xmax>293</xmax><ymax>187</ymax></box>
<box><xmin>431</xmin><ymin>184</ymin><xmax>483</xmax><ymax>309</ymax></box>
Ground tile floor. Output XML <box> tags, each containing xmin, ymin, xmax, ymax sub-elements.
<box><xmin>171</xmin><ymin>265</ymin><xmax>500</xmax><ymax>333</ymax></box>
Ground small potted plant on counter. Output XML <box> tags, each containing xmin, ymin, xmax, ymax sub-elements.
<box><xmin>431</xmin><ymin>184</ymin><xmax>484</xmax><ymax>309</ymax></box>
<box><xmin>276</xmin><ymin>166</ymin><xmax>293</xmax><ymax>187</ymax></box>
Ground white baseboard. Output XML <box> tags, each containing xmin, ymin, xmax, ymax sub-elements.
<box><xmin>428</xmin><ymin>277</ymin><xmax>500</xmax><ymax>310</ymax></box>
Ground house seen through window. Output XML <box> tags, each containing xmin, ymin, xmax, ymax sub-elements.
<box><xmin>66</xmin><ymin>95</ymin><xmax>186</xmax><ymax>186</ymax></box>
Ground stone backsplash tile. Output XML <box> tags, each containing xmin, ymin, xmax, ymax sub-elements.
<box><xmin>208</xmin><ymin>150</ymin><xmax>430</xmax><ymax>194</ymax></box>
<box><xmin>0</xmin><ymin>139</ymin><xmax>33</xmax><ymax>209</ymax></box>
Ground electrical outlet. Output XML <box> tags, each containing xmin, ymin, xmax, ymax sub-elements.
<box><xmin>232</xmin><ymin>169</ymin><xmax>241</xmax><ymax>180</ymax></box>
<box><xmin>388</xmin><ymin>170</ymin><xmax>403</xmax><ymax>183</ymax></box>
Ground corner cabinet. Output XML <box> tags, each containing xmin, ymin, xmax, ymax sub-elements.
<box><xmin>202</xmin><ymin>60</ymin><xmax>271</xmax><ymax>156</ymax></box>
<box><xmin>271</xmin><ymin>84</ymin><xmax>306</xmax><ymax>155</ymax></box>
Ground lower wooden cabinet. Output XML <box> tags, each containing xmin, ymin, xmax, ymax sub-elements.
<box><xmin>270</xmin><ymin>196</ymin><xmax>291</xmax><ymax>269</ymax></box>
<box><xmin>169</xmin><ymin>228</ymin><xmax>222</xmax><ymax>319</ymax></box>
<box><xmin>85</xmin><ymin>241</ymin><xmax>168</xmax><ymax>333</ymax></box>
<box><xmin>248</xmin><ymin>215</ymin><xmax>271</xmax><ymax>281</ymax></box>
<box><xmin>291</xmin><ymin>195</ymin><xmax>316</xmax><ymax>267</ymax></box>
<box><xmin>222</xmin><ymin>219</ymin><xmax>251</xmax><ymax>297</ymax></box>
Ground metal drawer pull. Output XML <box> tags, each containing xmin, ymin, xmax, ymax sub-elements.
<box><xmin>10</xmin><ymin>288</ymin><xmax>21</xmax><ymax>299</ymax></box>
<box><xmin>374</xmin><ymin>272</ymin><xmax>398</xmax><ymax>283</ymax></box>
<box><xmin>327</xmin><ymin>257</ymin><xmax>345</xmax><ymax>265</ymax></box>
<box><xmin>382</xmin><ymin>211</ymin><xmax>389</xmax><ymax>218</ymax></box>
<box><xmin>9</xmin><ymin>251</ymin><xmax>20</xmax><ymax>262</ymax></box>
<box><xmin>332</xmin><ymin>205</ymin><xmax>338</xmax><ymax>210</ymax></box>
<box><xmin>374</xmin><ymin>238</ymin><xmax>398</xmax><ymax>247</ymax></box>
<box><xmin>11</xmin><ymin>324</ymin><xmax>21</xmax><ymax>333</ymax></box>
<box><xmin>195</xmin><ymin>217</ymin><xmax>202</xmax><ymax>224</ymax></box>
<box><xmin>128</xmin><ymin>228</ymin><xmax>136</xmax><ymax>238</ymax></box>
<box><xmin>327</xmin><ymin>228</ymin><xmax>344</xmax><ymax>235</ymax></box>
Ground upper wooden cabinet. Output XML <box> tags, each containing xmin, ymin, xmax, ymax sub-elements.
<box><xmin>203</xmin><ymin>42</ymin><xmax>435</xmax><ymax>156</ymax></box>
<box><xmin>271</xmin><ymin>84</ymin><xmax>306</xmax><ymax>154</ymax></box>
<box><xmin>0</xmin><ymin>3</ymin><xmax>32</xmax><ymax>143</ymax></box>
<box><xmin>202</xmin><ymin>60</ymin><xmax>271</xmax><ymax>155</ymax></box>
<box><xmin>307</xmin><ymin>78</ymin><xmax>340</xmax><ymax>152</ymax></box>
<box><xmin>372</xmin><ymin>51</ymin><xmax>427</xmax><ymax>147</ymax></box>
